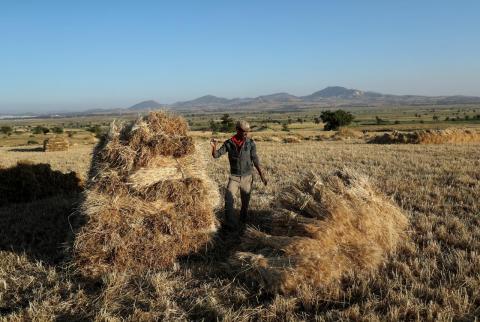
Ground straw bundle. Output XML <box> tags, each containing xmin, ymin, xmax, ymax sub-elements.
<box><xmin>369</xmin><ymin>128</ymin><xmax>480</xmax><ymax>144</ymax></box>
<box><xmin>282</xmin><ymin>136</ymin><xmax>301</xmax><ymax>143</ymax></box>
<box><xmin>74</xmin><ymin>111</ymin><xmax>220</xmax><ymax>278</ymax></box>
<box><xmin>333</xmin><ymin>128</ymin><xmax>363</xmax><ymax>140</ymax></box>
<box><xmin>268</xmin><ymin>136</ymin><xmax>282</xmax><ymax>143</ymax></box>
<box><xmin>251</xmin><ymin>136</ymin><xmax>264</xmax><ymax>142</ymax></box>
<box><xmin>229</xmin><ymin>169</ymin><xmax>408</xmax><ymax>294</ymax></box>
<box><xmin>43</xmin><ymin>137</ymin><xmax>69</xmax><ymax>151</ymax></box>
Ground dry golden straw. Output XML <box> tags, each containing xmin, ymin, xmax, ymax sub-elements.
<box><xmin>369</xmin><ymin>128</ymin><xmax>480</xmax><ymax>144</ymax></box>
<box><xmin>230</xmin><ymin>168</ymin><xmax>408</xmax><ymax>294</ymax></box>
<box><xmin>73</xmin><ymin>111</ymin><xmax>220</xmax><ymax>278</ymax></box>
<box><xmin>43</xmin><ymin>137</ymin><xmax>69</xmax><ymax>152</ymax></box>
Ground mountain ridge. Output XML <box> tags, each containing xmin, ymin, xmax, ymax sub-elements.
<box><xmin>162</xmin><ymin>86</ymin><xmax>480</xmax><ymax>110</ymax></box>
<box><xmin>5</xmin><ymin>86</ymin><xmax>479</xmax><ymax>117</ymax></box>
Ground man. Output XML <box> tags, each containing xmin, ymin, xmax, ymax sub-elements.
<box><xmin>211</xmin><ymin>120</ymin><xmax>267</xmax><ymax>230</ymax></box>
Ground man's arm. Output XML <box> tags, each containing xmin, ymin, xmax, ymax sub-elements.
<box><xmin>211</xmin><ymin>139</ymin><xmax>227</xmax><ymax>158</ymax></box>
<box><xmin>251</xmin><ymin>141</ymin><xmax>267</xmax><ymax>186</ymax></box>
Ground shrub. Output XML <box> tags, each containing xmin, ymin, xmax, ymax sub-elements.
<box><xmin>0</xmin><ymin>126</ymin><xmax>13</xmax><ymax>135</ymax></box>
<box><xmin>32</xmin><ymin>126</ymin><xmax>50</xmax><ymax>135</ymax></box>
<box><xmin>320</xmin><ymin>110</ymin><xmax>354</xmax><ymax>130</ymax></box>
<box><xmin>87</xmin><ymin>125</ymin><xmax>104</xmax><ymax>138</ymax></box>
<box><xmin>51</xmin><ymin>126</ymin><xmax>64</xmax><ymax>134</ymax></box>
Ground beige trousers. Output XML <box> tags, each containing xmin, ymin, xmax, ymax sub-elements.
<box><xmin>225</xmin><ymin>174</ymin><xmax>253</xmax><ymax>228</ymax></box>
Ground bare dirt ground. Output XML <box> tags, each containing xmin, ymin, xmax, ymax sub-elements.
<box><xmin>1</xmin><ymin>138</ymin><xmax>479</xmax><ymax>321</ymax></box>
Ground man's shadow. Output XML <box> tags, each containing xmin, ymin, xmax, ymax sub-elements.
<box><xmin>178</xmin><ymin>208</ymin><xmax>276</xmax><ymax>318</ymax></box>
<box><xmin>181</xmin><ymin>208</ymin><xmax>272</xmax><ymax>264</ymax></box>
<box><xmin>0</xmin><ymin>162</ymin><xmax>83</xmax><ymax>264</ymax></box>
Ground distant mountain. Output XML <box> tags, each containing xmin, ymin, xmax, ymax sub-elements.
<box><xmin>158</xmin><ymin>86</ymin><xmax>480</xmax><ymax>111</ymax></box>
<box><xmin>129</xmin><ymin>100</ymin><xmax>164</xmax><ymax>110</ymax></box>
<box><xmin>302</xmin><ymin>86</ymin><xmax>385</xmax><ymax>100</ymax></box>
<box><xmin>173</xmin><ymin>95</ymin><xmax>231</xmax><ymax>107</ymax></box>
<box><xmin>304</xmin><ymin>86</ymin><xmax>363</xmax><ymax>99</ymax></box>
<box><xmin>16</xmin><ymin>86</ymin><xmax>478</xmax><ymax>118</ymax></box>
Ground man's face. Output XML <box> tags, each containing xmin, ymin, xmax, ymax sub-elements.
<box><xmin>237</xmin><ymin>129</ymin><xmax>248</xmax><ymax>139</ymax></box>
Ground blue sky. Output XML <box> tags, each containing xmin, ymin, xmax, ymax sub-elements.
<box><xmin>1</xmin><ymin>0</ymin><xmax>479</xmax><ymax>113</ymax></box>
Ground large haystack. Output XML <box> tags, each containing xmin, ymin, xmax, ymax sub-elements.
<box><xmin>43</xmin><ymin>137</ymin><xmax>69</xmax><ymax>151</ymax></box>
<box><xmin>74</xmin><ymin>111</ymin><xmax>220</xmax><ymax>278</ymax></box>
<box><xmin>369</xmin><ymin>128</ymin><xmax>480</xmax><ymax>144</ymax></box>
<box><xmin>229</xmin><ymin>169</ymin><xmax>408</xmax><ymax>294</ymax></box>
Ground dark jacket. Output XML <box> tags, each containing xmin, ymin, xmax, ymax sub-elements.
<box><xmin>213</xmin><ymin>137</ymin><xmax>259</xmax><ymax>176</ymax></box>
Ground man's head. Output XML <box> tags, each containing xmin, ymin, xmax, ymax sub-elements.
<box><xmin>236</xmin><ymin>120</ymin><xmax>250</xmax><ymax>139</ymax></box>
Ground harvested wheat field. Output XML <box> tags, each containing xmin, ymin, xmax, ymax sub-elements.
<box><xmin>73</xmin><ymin>111</ymin><xmax>220</xmax><ymax>277</ymax></box>
<box><xmin>369</xmin><ymin>128</ymin><xmax>480</xmax><ymax>144</ymax></box>
<box><xmin>230</xmin><ymin>169</ymin><xmax>409</xmax><ymax>294</ymax></box>
<box><xmin>1</xmin><ymin>138</ymin><xmax>480</xmax><ymax>320</ymax></box>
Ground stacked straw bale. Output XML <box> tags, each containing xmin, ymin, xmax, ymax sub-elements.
<box><xmin>229</xmin><ymin>169</ymin><xmax>408</xmax><ymax>294</ymax></box>
<box><xmin>369</xmin><ymin>128</ymin><xmax>480</xmax><ymax>144</ymax></box>
<box><xmin>43</xmin><ymin>137</ymin><xmax>69</xmax><ymax>151</ymax></box>
<box><xmin>74</xmin><ymin>111</ymin><xmax>220</xmax><ymax>278</ymax></box>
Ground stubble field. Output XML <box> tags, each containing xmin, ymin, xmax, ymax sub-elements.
<box><xmin>0</xmin><ymin>136</ymin><xmax>479</xmax><ymax>321</ymax></box>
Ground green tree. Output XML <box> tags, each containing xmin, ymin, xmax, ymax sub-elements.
<box><xmin>219</xmin><ymin>114</ymin><xmax>235</xmax><ymax>132</ymax></box>
<box><xmin>320</xmin><ymin>110</ymin><xmax>354</xmax><ymax>131</ymax></box>
<box><xmin>281</xmin><ymin>123</ymin><xmax>290</xmax><ymax>132</ymax></box>
<box><xmin>209</xmin><ymin>119</ymin><xmax>220</xmax><ymax>133</ymax></box>
<box><xmin>314</xmin><ymin>117</ymin><xmax>321</xmax><ymax>124</ymax></box>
